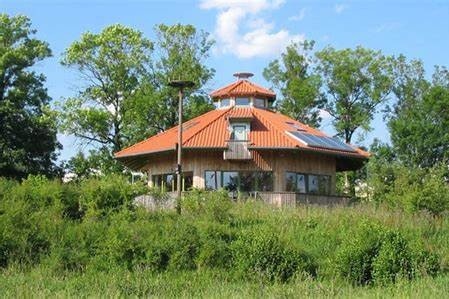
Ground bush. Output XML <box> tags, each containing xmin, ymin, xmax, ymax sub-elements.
<box><xmin>182</xmin><ymin>189</ymin><xmax>232</xmax><ymax>223</ymax></box>
<box><xmin>232</xmin><ymin>228</ymin><xmax>316</xmax><ymax>282</ymax></box>
<box><xmin>78</xmin><ymin>174</ymin><xmax>146</xmax><ymax>216</ymax></box>
<box><xmin>335</xmin><ymin>222</ymin><xmax>440</xmax><ymax>285</ymax></box>
<box><xmin>196</xmin><ymin>223</ymin><xmax>234</xmax><ymax>269</ymax></box>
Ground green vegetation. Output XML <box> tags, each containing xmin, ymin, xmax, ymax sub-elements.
<box><xmin>1</xmin><ymin>175</ymin><xmax>449</xmax><ymax>297</ymax></box>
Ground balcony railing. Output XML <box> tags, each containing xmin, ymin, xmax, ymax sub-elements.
<box><xmin>223</xmin><ymin>140</ymin><xmax>252</xmax><ymax>160</ymax></box>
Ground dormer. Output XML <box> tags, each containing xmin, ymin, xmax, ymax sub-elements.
<box><xmin>210</xmin><ymin>72</ymin><xmax>276</xmax><ymax>109</ymax></box>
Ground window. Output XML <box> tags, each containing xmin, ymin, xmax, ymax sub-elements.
<box><xmin>285</xmin><ymin>172</ymin><xmax>331</xmax><ymax>195</ymax></box>
<box><xmin>296</xmin><ymin>174</ymin><xmax>307</xmax><ymax>193</ymax></box>
<box><xmin>308</xmin><ymin>175</ymin><xmax>319</xmax><ymax>194</ymax></box>
<box><xmin>254</xmin><ymin>98</ymin><xmax>266</xmax><ymax>108</ymax></box>
<box><xmin>183</xmin><ymin>172</ymin><xmax>193</xmax><ymax>191</ymax></box>
<box><xmin>235</xmin><ymin>97</ymin><xmax>250</xmax><ymax>106</ymax></box>
<box><xmin>205</xmin><ymin>171</ymin><xmax>273</xmax><ymax>192</ymax></box>
<box><xmin>256</xmin><ymin>172</ymin><xmax>273</xmax><ymax>191</ymax></box>
<box><xmin>285</xmin><ymin>172</ymin><xmax>297</xmax><ymax>192</ymax></box>
<box><xmin>221</xmin><ymin>98</ymin><xmax>231</xmax><ymax>107</ymax></box>
<box><xmin>231</xmin><ymin>125</ymin><xmax>248</xmax><ymax>140</ymax></box>
<box><xmin>205</xmin><ymin>171</ymin><xmax>221</xmax><ymax>190</ymax></box>
<box><xmin>152</xmin><ymin>172</ymin><xmax>192</xmax><ymax>192</ymax></box>
<box><xmin>318</xmin><ymin>175</ymin><xmax>331</xmax><ymax>195</ymax></box>
<box><xmin>223</xmin><ymin>171</ymin><xmax>239</xmax><ymax>191</ymax></box>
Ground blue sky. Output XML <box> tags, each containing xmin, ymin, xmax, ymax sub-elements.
<box><xmin>2</xmin><ymin>0</ymin><xmax>449</xmax><ymax>161</ymax></box>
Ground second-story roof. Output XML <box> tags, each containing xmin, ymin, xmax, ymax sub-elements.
<box><xmin>210</xmin><ymin>79</ymin><xmax>276</xmax><ymax>100</ymax></box>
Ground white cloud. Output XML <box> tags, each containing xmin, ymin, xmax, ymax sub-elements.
<box><xmin>288</xmin><ymin>8</ymin><xmax>306</xmax><ymax>21</ymax></box>
<box><xmin>200</xmin><ymin>0</ymin><xmax>303</xmax><ymax>59</ymax></box>
<box><xmin>334</xmin><ymin>4</ymin><xmax>347</xmax><ymax>14</ymax></box>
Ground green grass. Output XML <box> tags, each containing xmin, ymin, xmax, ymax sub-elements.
<box><xmin>1</xmin><ymin>176</ymin><xmax>449</xmax><ymax>298</ymax></box>
<box><xmin>1</xmin><ymin>266</ymin><xmax>449</xmax><ymax>298</ymax></box>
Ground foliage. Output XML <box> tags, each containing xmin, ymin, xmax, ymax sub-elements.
<box><xmin>65</xmin><ymin>148</ymin><xmax>123</xmax><ymax>179</ymax></box>
<box><xmin>59</xmin><ymin>24</ymin><xmax>154</xmax><ymax>153</ymax></box>
<box><xmin>263</xmin><ymin>41</ymin><xmax>323</xmax><ymax>127</ymax></box>
<box><xmin>335</xmin><ymin>222</ymin><xmax>439</xmax><ymax>286</ymax></box>
<box><xmin>0</xmin><ymin>177</ymin><xmax>446</xmax><ymax>297</ymax></box>
<box><xmin>0</xmin><ymin>14</ymin><xmax>61</xmax><ymax>179</ymax></box>
<box><xmin>181</xmin><ymin>189</ymin><xmax>232</xmax><ymax>223</ymax></box>
<box><xmin>315</xmin><ymin>46</ymin><xmax>394</xmax><ymax>143</ymax></box>
<box><xmin>389</xmin><ymin>80</ymin><xmax>449</xmax><ymax>168</ymax></box>
<box><xmin>128</xmin><ymin>23</ymin><xmax>215</xmax><ymax>141</ymax></box>
<box><xmin>232</xmin><ymin>228</ymin><xmax>316</xmax><ymax>282</ymax></box>
<box><xmin>366</xmin><ymin>155</ymin><xmax>449</xmax><ymax>216</ymax></box>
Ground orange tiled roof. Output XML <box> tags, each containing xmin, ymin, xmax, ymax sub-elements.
<box><xmin>210</xmin><ymin>79</ymin><xmax>276</xmax><ymax>99</ymax></box>
<box><xmin>114</xmin><ymin>106</ymin><xmax>369</xmax><ymax>159</ymax></box>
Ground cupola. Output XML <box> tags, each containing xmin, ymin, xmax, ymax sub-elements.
<box><xmin>210</xmin><ymin>72</ymin><xmax>276</xmax><ymax>109</ymax></box>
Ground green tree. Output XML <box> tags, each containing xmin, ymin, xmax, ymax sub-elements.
<box><xmin>65</xmin><ymin>148</ymin><xmax>122</xmax><ymax>180</ymax></box>
<box><xmin>0</xmin><ymin>14</ymin><xmax>61</xmax><ymax>179</ymax></box>
<box><xmin>387</xmin><ymin>55</ymin><xmax>449</xmax><ymax>168</ymax></box>
<box><xmin>128</xmin><ymin>23</ymin><xmax>215</xmax><ymax>142</ymax></box>
<box><xmin>59</xmin><ymin>24</ymin><xmax>154</xmax><ymax>153</ymax></box>
<box><xmin>389</xmin><ymin>84</ymin><xmax>449</xmax><ymax>168</ymax></box>
<box><xmin>59</xmin><ymin>23</ymin><xmax>215</xmax><ymax>155</ymax></box>
<box><xmin>315</xmin><ymin>46</ymin><xmax>394</xmax><ymax>143</ymax></box>
<box><xmin>263</xmin><ymin>41</ymin><xmax>323</xmax><ymax>127</ymax></box>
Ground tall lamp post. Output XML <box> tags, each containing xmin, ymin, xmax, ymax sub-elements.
<box><xmin>168</xmin><ymin>80</ymin><xmax>194</xmax><ymax>214</ymax></box>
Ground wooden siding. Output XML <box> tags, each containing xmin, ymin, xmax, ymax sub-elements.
<box><xmin>144</xmin><ymin>149</ymin><xmax>337</xmax><ymax>194</ymax></box>
<box><xmin>223</xmin><ymin>141</ymin><xmax>252</xmax><ymax>160</ymax></box>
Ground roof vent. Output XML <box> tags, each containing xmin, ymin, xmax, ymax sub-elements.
<box><xmin>233</xmin><ymin>72</ymin><xmax>254</xmax><ymax>80</ymax></box>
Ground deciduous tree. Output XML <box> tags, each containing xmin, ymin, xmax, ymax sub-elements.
<box><xmin>263</xmin><ymin>41</ymin><xmax>323</xmax><ymax>127</ymax></box>
<box><xmin>315</xmin><ymin>46</ymin><xmax>394</xmax><ymax>144</ymax></box>
<box><xmin>0</xmin><ymin>14</ymin><xmax>61</xmax><ymax>179</ymax></box>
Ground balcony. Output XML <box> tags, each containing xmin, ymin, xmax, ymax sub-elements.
<box><xmin>223</xmin><ymin>140</ymin><xmax>252</xmax><ymax>160</ymax></box>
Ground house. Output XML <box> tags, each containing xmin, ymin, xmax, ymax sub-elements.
<box><xmin>114</xmin><ymin>73</ymin><xmax>369</xmax><ymax>205</ymax></box>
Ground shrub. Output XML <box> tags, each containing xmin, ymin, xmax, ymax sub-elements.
<box><xmin>232</xmin><ymin>228</ymin><xmax>316</xmax><ymax>282</ymax></box>
<box><xmin>78</xmin><ymin>174</ymin><xmax>146</xmax><ymax>216</ymax></box>
<box><xmin>196</xmin><ymin>223</ymin><xmax>234</xmax><ymax>269</ymax></box>
<box><xmin>166</xmin><ymin>221</ymin><xmax>201</xmax><ymax>271</ymax></box>
<box><xmin>335</xmin><ymin>221</ymin><xmax>441</xmax><ymax>285</ymax></box>
<box><xmin>182</xmin><ymin>189</ymin><xmax>232</xmax><ymax>223</ymax></box>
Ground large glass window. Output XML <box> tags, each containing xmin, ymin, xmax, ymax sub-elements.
<box><xmin>204</xmin><ymin>171</ymin><xmax>273</xmax><ymax>192</ymax></box>
<box><xmin>296</xmin><ymin>174</ymin><xmax>307</xmax><ymax>193</ymax></box>
<box><xmin>254</xmin><ymin>98</ymin><xmax>266</xmax><ymax>108</ymax></box>
<box><xmin>239</xmin><ymin>172</ymin><xmax>254</xmax><ymax>192</ymax></box>
<box><xmin>256</xmin><ymin>172</ymin><xmax>273</xmax><ymax>191</ymax></box>
<box><xmin>205</xmin><ymin>171</ymin><xmax>221</xmax><ymax>190</ymax></box>
<box><xmin>318</xmin><ymin>175</ymin><xmax>331</xmax><ymax>195</ymax></box>
<box><xmin>285</xmin><ymin>172</ymin><xmax>297</xmax><ymax>192</ymax></box>
<box><xmin>235</xmin><ymin>97</ymin><xmax>250</xmax><ymax>106</ymax></box>
<box><xmin>152</xmin><ymin>172</ymin><xmax>192</xmax><ymax>192</ymax></box>
<box><xmin>183</xmin><ymin>172</ymin><xmax>193</xmax><ymax>191</ymax></box>
<box><xmin>222</xmin><ymin>171</ymin><xmax>239</xmax><ymax>191</ymax></box>
<box><xmin>285</xmin><ymin>172</ymin><xmax>331</xmax><ymax>195</ymax></box>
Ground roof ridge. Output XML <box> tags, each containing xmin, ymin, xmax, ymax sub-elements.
<box><xmin>182</xmin><ymin>106</ymin><xmax>233</xmax><ymax>147</ymax></box>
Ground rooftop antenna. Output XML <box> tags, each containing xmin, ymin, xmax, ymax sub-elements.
<box><xmin>233</xmin><ymin>72</ymin><xmax>254</xmax><ymax>80</ymax></box>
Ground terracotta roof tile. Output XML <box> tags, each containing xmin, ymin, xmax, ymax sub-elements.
<box><xmin>115</xmin><ymin>105</ymin><xmax>369</xmax><ymax>159</ymax></box>
<box><xmin>210</xmin><ymin>79</ymin><xmax>276</xmax><ymax>99</ymax></box>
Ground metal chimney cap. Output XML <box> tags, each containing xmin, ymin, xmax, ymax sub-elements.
<box><xmin>233</xmin><ymin>72</ymin><xmax>254</xmax><ymax>80</ymax></box>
